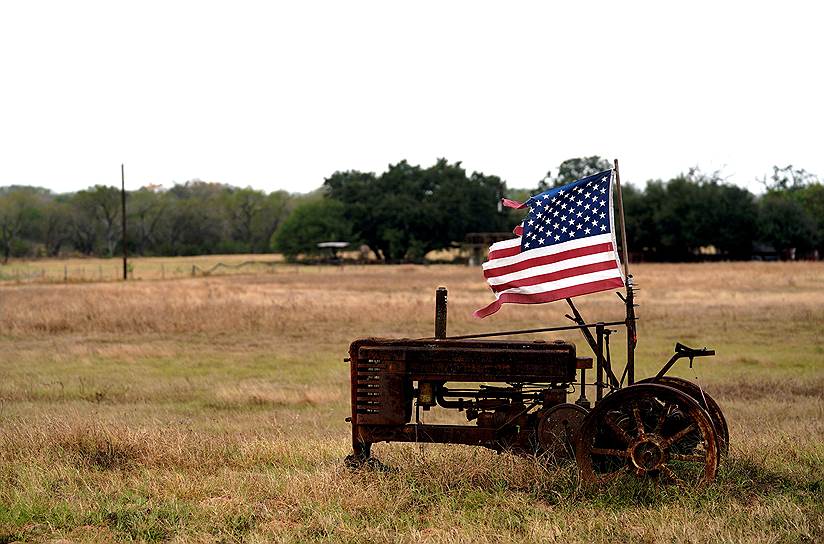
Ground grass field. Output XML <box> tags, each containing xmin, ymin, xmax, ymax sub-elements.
<box><xmin>0</xmin><ymin>261</ymin><xmax>822</xmax><ymax>542</ymax></box>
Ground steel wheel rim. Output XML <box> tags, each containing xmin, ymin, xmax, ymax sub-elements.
<box><xmin>638</xmin><ymin>376</ymin><xmax>729</xmax><ymax>456</ymax></box>
<box><xmin>575</xmin><ymin>383</ymin><xmax>719</xmax><ymax>487</ymax></box>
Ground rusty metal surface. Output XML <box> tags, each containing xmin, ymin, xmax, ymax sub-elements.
<box><xmin>345</xmin><ymin>287</ymin><xmax>726</xmax><ymax>488</ymax></box>
<box><xmin>638</xmin><ymin>376</ymin><xmax>729</xmax><ymax>456</ymax></box>
<box><xmin>537</xmin><ymin>403</ymin><xmax>588</xmax><ymax>461</ymax></box>
<box><xmin>434</xmin><ymin>287</ymin><xmax>448</xmax><ymax>339</ymax></box>
<box><xmin>348</xmin><ymin>336</ymin><xmax>580</xmax><ymax>460</ymax></box>
<box><xmin>575</xmin><ymin>383</ymin><xmax>719</xmax><ymax>487</ymax></box>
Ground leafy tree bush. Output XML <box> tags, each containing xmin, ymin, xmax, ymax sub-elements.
<box><xmin>325</xmin><ymin>159</ymin><xmax>512</xmax><ymax>262</ymax></box>
<box><xmin>757</xmin><ymin>194</ymin><xmax>817</xmax><ymax>253</ymax></box>
<box><xmin>272</xmin><ymin>198</ymin><xmax>353</xmax><ymax>260</ymax></box>
<box><xmin>537</xmin><ymin>156</ymin><xmax>612</xmax><ymax>192</ymax></box>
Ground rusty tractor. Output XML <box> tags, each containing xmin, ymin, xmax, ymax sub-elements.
<box><xmin>345</xmin><ymin>287</ymin><xmax>726</xmax><ymax>487</ymax></box>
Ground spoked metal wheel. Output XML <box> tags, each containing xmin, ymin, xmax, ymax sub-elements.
<box><xmin>536</xmin><ymin>403</ymin><xmax>588</xmax><ymax>461</ymax></box>
<box><xmin>638</xmin><ymin>376</ymin><xmax>729</xmax><ymax>456</ymax></box>
<box><xmin>575</xmin><ymin>383</ymin><xmax>719</xmax><ymax>487</ymax></box>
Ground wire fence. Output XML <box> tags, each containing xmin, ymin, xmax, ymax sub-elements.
<box><xmin>0</xmin><ymin>258</ymin><xmax>341</xmax><ymax>285</ymax></box>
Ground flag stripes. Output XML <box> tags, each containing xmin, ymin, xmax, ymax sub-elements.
<box><xmin>474</xmin><ymin>170</ymin><xmax>624</xmax><ymax>318</ymax></box>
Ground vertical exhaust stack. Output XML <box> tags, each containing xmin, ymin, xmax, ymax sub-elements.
<box><xmin>434</xmin><ymin>287</ymin><xmax>448</xmax><ymax>339</ymax></box>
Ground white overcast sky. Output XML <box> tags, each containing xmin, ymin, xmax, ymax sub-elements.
<box><xmin>1</xmin><ymin>1</ymin><xmax>821</xmax><ymax>194</ymax></box>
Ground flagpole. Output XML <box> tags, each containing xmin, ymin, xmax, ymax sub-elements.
<box><xmin>613</xmin><ymin>159</ymin><xmax>630</xmax><ymax>279</ymax></box>
<box><xmin>613</xmin><ymin>158</ymin><xmax>636</xmax><ymax>385</ymax></box>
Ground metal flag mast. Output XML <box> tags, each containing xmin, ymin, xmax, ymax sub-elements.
<box><xmin>563</xmin><ymin>159</ymin><xmax>637</xmax><ymax>391</ymax></box>
<box><xmin>612</xmin><ymin>158</ymin><xmax>637</xmax><ymax>385</ymax></box>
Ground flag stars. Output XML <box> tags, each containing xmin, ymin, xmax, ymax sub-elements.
<box><xmin>519</xmin><ymin>172</ymin><xmax>612</xmax><ymax>252</ymax></box>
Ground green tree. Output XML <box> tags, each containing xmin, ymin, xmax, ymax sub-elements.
<box><xmin>622</xmin><ymin>169</ymin><xmax>756</xmax><ymax>260</ymax></box>
<box><xmin>795</xmin><ymin>183</ymin><xmax>824</xmax><ymax>250</ymax></box>
<box><xmin>128</xmin><ymin>187</ymin><xmax>166</xmax><ymax>255</ymax></box>
<box><xmin>757</xmin><ymin>193</ymin><xmax>817</xmax><ymax>254</ymax></box>
<box><xmin>325</xmin><ymin>159</ymin><xmax>510</xmax><ymax>262</ymax></box>
<box><xmin>702</xmin><ymin>180</ymin><xmax>757</xmax><ymax>258</ymax></box>
<box><xmin>763</xmin><ymin>164</ymin><xmax>819</xmax><ymax>192</ymax></box>
<box><xmin>762</xmin><ymin>165</ymin><xmax>824</xmax><ymax>252</ymax></box>
<box><xmin>222</xmin><ymin>187</ymin><xmax>266</xmax><ymax>253</ymax></box>
<box><xmin>621</xmin><ymin>182</ymin><xmax>654</xmax><ymax>254</ymax></box>
<box><xmin>73</xmin><ymin>186</ymin><xmax>122</xmax><ymax>256</ymax></box>
<box><xmin>0</xmin><ymin>187</ymin><xmax>42</xmax><ymax>262</ymax></box>
<box><xmin>537</xmin><ymin>156</ymin><xmax>612</xmax><ymax>192</ymax></box>
<box><xmin>40</xmin><ymin>197</ymin><xmax>73</xmax><ymax>257</ymax></box>
<box><xmin>220</xmin><ymin>187</ymin><xmax>293</xmax><ymax>253</ymax></box>
<box><xmin>69</xmin><ymin>192</ymin><xmax>99</xmax><ymax>255</ymax></box>
<box><xmin>425</xmin><ymin>162</ymin><xmax>511</xmax><ymax>257</ymax></box>
<box><xmin>272</xmin><ymin>198</ymin><xmax>353</xmax><ymax>259</ymax></box>
<box><xmin>252</xmin><ymin>190</ymin><xmax>292</xmax><ymax>253</ymax></box>
<box><xmin>322</xmin><ymin>170</ymin><xmax>380</xmax><ymax>258</ymax></box>
<box><xmin>158</xmin><ymin>181</ymin><xmax>225</xmax><ymax>255</ymax></box>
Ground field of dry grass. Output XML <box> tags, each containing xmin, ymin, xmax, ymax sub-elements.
<box><xmin>0</xmin><ymin>261</ymin><xmax>822</xmax><ymax>542</ymax></box>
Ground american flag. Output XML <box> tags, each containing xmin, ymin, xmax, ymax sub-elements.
<box><xmin>475</xmin><ymin>170</ymin><xmax>625</xmax><ymax>318</ymax></box>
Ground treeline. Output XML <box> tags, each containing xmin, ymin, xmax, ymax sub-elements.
<box><xmin>623</xmin><ymin>164</ymin><xmax>823</xmax><ymax>260</ymax></box>
<box><xmin>538</xmin><ymin>157</ymin><xmax>823</xmax><ymax>260</ymax></box>
<box><xmin>0</xmin><ymin>157</ymin><xmax>821</xmax><ymax>263</ymax></box>
<box><xmin>0</xmin><ymin>183</ymin><xmax>293</xmax><ymax>262</ymax></box>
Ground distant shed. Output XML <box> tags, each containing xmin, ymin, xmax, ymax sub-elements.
<box><xmin>463</xmin><ymin>232</ymin><xmax>516</xmax><ymax>266</ymax></box>
<box><xmin>317</xmin><ymin>241</ymin><xmax>349</xmax><ymax>262</ymax></box>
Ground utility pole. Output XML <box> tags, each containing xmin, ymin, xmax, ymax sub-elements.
<box><xmin>121</xmin><ymin>164</ymin><xmax>128</xmax><ymax>280</ymax></box>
